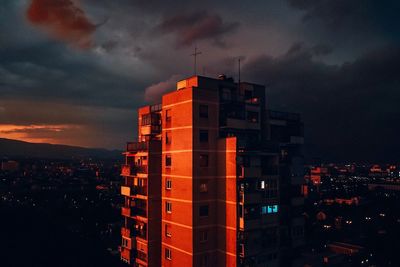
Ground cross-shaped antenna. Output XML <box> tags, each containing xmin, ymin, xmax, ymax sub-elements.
<box><xmin>190</xmin><ymin>45</ymin><xmax>202</xmax><ymax>76</ymax></box>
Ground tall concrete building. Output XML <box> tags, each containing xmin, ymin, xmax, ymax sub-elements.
<box><xmin>120</xmin><ymin>75</ymin><xmax>305</xmax><ymax>267</ymax></box>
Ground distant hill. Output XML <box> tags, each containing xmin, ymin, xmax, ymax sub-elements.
<box><xmin>0</xmin><ymin>138</ymin><xmax>122</xmax><ymax>159</ymax></box>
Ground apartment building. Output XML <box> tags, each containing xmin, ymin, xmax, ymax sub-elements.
<box><xmin>120</xmin><ymin>75</ymin><xmax>305</xmax><ymax>267</ymax></box>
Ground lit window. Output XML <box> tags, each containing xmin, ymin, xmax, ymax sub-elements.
<box><xmin>200</xmin><ymin>154</ymin><xmax>209</xmax><ymax>167</ymax></box>
<box><xmin>199</xmin><ymin>205</ymin><xmax>209</xmax><ymax>217</ymax></box>
<box><xmin>166</xmin><ymin>202</ymin><xmax>172</xmax><ymax>213</ymax></box>
<box><xmin>166</xmin><ymin>179</ymin><xmax>172</xmax><ymax>190</ymax></box>
<box><xmin>267</xmin><ymin>205</ymin><xmax>278</xmax><ymax>214</ymax></box>
<box><xmin>165</xmin><ymin>248</ymin><xmax>172</xmax><ymax>260</ymax></box>
<box><xmin>199</xmin><ymin>105</ymin><xmax>208</xmax><ymax>118</ymax></box>
<box><xmin>166</xmin><ymin>155</ymin><xmax>172</xmax><ymax>168</ymax></box>
<box><xmin>260</xmin><ymin>180</ymin><xmax>265</xmax><ymax>189</ymax></box>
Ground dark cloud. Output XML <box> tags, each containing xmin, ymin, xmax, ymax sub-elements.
<box><xmin>244</xmin><ymin>44</ymin><xmax>400</xmax><ymax>161</ymax></box>
<box><xmin>144</xmin><ymin>74</ymin><xmax>183</xmax><ymax>103</ymax></box>
<box><xmin>27</xmin><ymin>0</ymin><xmax>96</xmax><ymax>49</ymax></box>
<box><xmin>0</xmin><ymin>43</ymin><xmax>145</xmax><ymax>109</ymax></box>
<box><xmin>1</xmin><ymin>0</ymin><xmax>399</xmax><ymax>159</ymax></box>
<box><xmin>287</xmin><ymin>0</ymin><xmax>400</xmax><ymax>34</ymax></box>
<box><xmin>157</xmin><ymin>11</ymin><xmax>239</xmax><ymax>47</ymax></box>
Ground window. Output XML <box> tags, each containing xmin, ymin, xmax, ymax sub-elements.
<box><xmin>141</xmin><ymin>114</ymin><xmax>151</xmax><ymax>126</ymax></box>
<box><xmin>199</xmin><ymin>130</ymin><xmax>208</xmax><ymax>143</ymax></box>
<box><xmin>166</xmin><ymin>131</ymin><xmax>171</xmax><ymax>145</ymax></box>
<box><xmin>266</xmin><ymin>179</ymin><xmax>278</xmax><ymax>199</ymax></box>
<box><xmin>199</xmin><ymin>182</ymin><xmax>208</xmax><ymax>193</ymax></box>
<box><xmin>244</xmin><ymin>89</ymin><xmax>253</xmax><ymax>99</ymax></box>
<box><xmin>262</xmin><ymin>205</ymin><xmax>278</xmax><ymax>215</ymax></box>
<box><xmin>165</xmin><ymin>224</ymin><xmax>172</xmax><ymax>237</ymax></box>
<box><xmin>165</xmin><ymin>155</ymin><xmax>172</xmax><ymax>168</ymax></box>
<box><xmin>247</xmin><ymin>111</ymin><xmax>259</xmax><ymax>123</ymax></box>
<box><xmin>200</xmin><ymin>154</ymin><xmax>209</xmax><ymax>167</ymax></box>
<box><xmin>262</xmin><ymin>206</ymin><xmax>267</xmax><ymax>214</ymax></box>
<box><xmin>200</xmin><ymin>230</ymin><xmax>208</xmax><ymax>242</ymax></box>
<box><xmin>239</xmin><ymin>204</ymin><xmax>244</xmax><ymax>218</ymax></box>
<box><xmin>199</xmin><ymin>205</ymin><xmax>209</xmax><ymax>217</ymax></box>
<box><xmin>166</xmin><ymin>202</ymin><xmax>172</xmax><ymax>213</ymax></box>
<box><xmin>200</xmin><ymin>254</ymin><xmax>209</xmax><ymax>267</ymax></box>
<box><xmin>165</xmin><ymin>109</ymin><xmax>171</xmax><ymax>122</ymax></box>
<box><xmin>259</xmin><ymin>180</ymin><xmax>265</xmax><ymax>190</ymax></box>
<box><xmin>199</xmin><ymin>105</ymin><xmax>208</xmax><ymax>118</ymax></box>
<box><xmin>221</xmin><ymin>88</ymin><xmax>231</xmax><ymax>101</ymax></box>
<box><xmin>165</xmin><ymin>248</ymin><xmax>172</xmax><ymax>260</ymax></box>
<box><xmin>166</xmin><ymin>179</ymin><xmax>172</xmax><ymax>190</ymax></box>
<box><xmin>266</xmin><ymin>205</ymin><xmax>278</xmax><ymax>214</ymax></box>
<box><xmin>122</xmin><ymin>237</ymin><xmax>130</xmax><ymax>248</ymax></box>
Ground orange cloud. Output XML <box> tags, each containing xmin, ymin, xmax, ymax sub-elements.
<box><xmin>0</xmin><ymin>124</ymin><xmax>78</xmax><ymax>144</ymax></box>
<box><xmin>27</xmin><ymin>0</ymin><xmax>96</xmax><ymax>49</ymax></box>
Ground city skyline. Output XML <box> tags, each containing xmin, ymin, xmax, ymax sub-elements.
<box><xmin>1</xmin><ymin>0</ymin><xmax>400</xmax><ymax>161</ymax></box>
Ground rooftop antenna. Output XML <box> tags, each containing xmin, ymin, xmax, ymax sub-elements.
<box><xmin>238</xmin><ymin>58</ymin><xmax>241</xmax><ymax>90</ymax></box>
<box><xmin>238</xmin><ymin>58</ymin><xmax>240</xmax><ymax>84</ymax></box>
<box><xmin>191</xmin><ymin>45</ymin><xmax>202</xmax><ymax>76</ymax></box>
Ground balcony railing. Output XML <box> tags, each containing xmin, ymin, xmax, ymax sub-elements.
<box><xmin>121</xmin><ymin>164</ymin><xmax>148</xmax><ymax>176</ymax></box>
<box><xmin>136</xmin><ymin>165</ymin><xmax>148</xmax><ymax>174</ymax></box>
<box><xmin>121</xmin><ymin>207</ymin><xmax>147</xmax><ymax>218</ymax></box>
<box><xmin>121</xmin><ymin>227</ymin><xmax>147</xmax><ymax>240</ymax></box>
<box><xmin>237</xmin><ymin>165</ymin><xmax>261</xmax><ymax>178</ymax></box>
<box><xmin>137</xmin><ymin>251</ymin><xmax>147</xmax><ymax>262</ymax></box>
<box><xmin>237</xmin><ymin>139</ymin><xmax>279</xmax><ymax>152</ymax></box>
<box><xmin>121</xmin><ymin>186</ymin><xmax>148</xmax><ymax>197</ymax></box>
<box><xmin>245</xmin><ymin>97</ymin><xmax>260</xmax><ymax>105</ymax></box>
<box><xmin>126</xmin><ymin>142</ymin><xmax>148</xmax><ymax>152</ymax></box>
<box><xmin>121</xmin><ymin>227</ymin><xmax>131</xmax><ymax>237</ymax></box>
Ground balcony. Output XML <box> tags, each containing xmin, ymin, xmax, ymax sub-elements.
<box><xmin>121</xmin><ymin>207</ymin><xmax>132</xmax><ymax>217</ymax></box>
<box><xmin>141</xmin><ymin>125</ymin><xmax>161</xmax><ymax>136</ymax></box>
<box><xmin>120</xmin><ymin>246</ymin><xmax>133</xmax><ymax>263</ymax></box>
<box><xmin>121</xmin><ymin>207</ymin><xmax>147</xmax><ymax>218</ymax></box>
<box><xmin>239</xmin><ymin>191</ymin><xmax>262</xmax><ymax>204</ymax></box>
<box><xmin>121</xmin><ymin>227</ymin><xmax>131</xmax><ymax>237</ymax></box>
<box><xmin>245</xmin><ymin>97</ymin><xmax>260</xmax><ymax>105</ymax></box>
<box><xmin>237</xmin><ymin>139</ymin><xmax>279</xmax><ymax>153</ymax></box>
<box><xmin>237</xmin><ymin>165</ymin><xmax>261</xmax><ymax>178</ymax></box>
<box><xmin>121</xmin><ymin>164</ymin><xmax>148</xmax><ymax>176</ymax></box>
<box><xmin>121</xmin><ymin>185</ymin><xmax>148</xmax><ymax>197</ymax></box>
<box><xmin>126</xmin><ymin>142</ymin><xmax>148</xmax><ymax>153</ymax></box>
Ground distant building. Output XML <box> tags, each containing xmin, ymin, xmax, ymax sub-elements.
<box><xmin>120</xmin><ymin>75</ymin><xmax>305</xmax><ymax>267</ymax></box>
<box><xmin>1</xmin><ymin>160</ymin><xmax>19</xmax><ymax>171</ymax></box>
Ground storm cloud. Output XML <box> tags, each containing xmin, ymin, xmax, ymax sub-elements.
<box><xmin>1</xmin><ymin>0</ymin><xmax>399</xmax><ymax>161</ymax></box>
<box><xmin>27</xmin><ymin>0</ymin><xmax>97</xmax><ymax>49</ymax></box>
<box><xmin>157</xmin><ymin>11</ymin><xmax>239</xmax><ymax>47</ymax></box>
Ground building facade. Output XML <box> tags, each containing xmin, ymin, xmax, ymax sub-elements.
<box><xmin>120</xmin><ymin>75</ymin><xmax>305</xmax><ymax>267</ymax></box>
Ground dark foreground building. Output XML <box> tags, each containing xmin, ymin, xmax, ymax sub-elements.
<box><xmin>120</xmin><ymin>75</ymin><xmax>305</xmax><ymax>267</ymax></box>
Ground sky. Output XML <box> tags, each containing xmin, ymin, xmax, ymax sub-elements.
<box><xmin>0</xmin><ymin>0</ymin><xmax>400</xmax><ymax>161</ymax></box>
